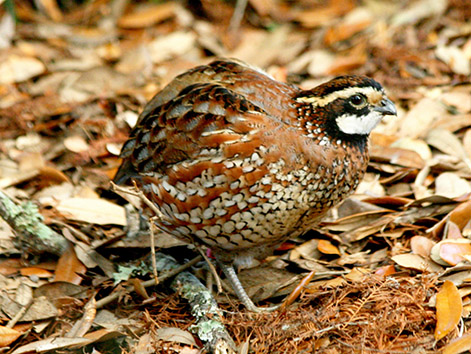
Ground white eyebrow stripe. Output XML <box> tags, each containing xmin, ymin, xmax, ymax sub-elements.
<box><xmin>296</xmin><ymin>86</ymin><xmax>383</xmax><ymax>107</ymax></box>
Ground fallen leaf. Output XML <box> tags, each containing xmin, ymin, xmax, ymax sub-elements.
<box><xmin>431</xmin><ymin>239</ymin><xmax>471</xmax><ymax>266</ymax></box>
<box><xmin>436</xmin><ymin>45</ymin><xmax>471</xmax><ymax>76</ymax></box>
<box><xmin>390</xmin><ymin>137</ymin><xmax>432</xmax><ymax>161</ymax></box>
<box><xmin>56</xmin><ymin>197</ymin><xmax>126</xmax><ymax>226</ymax></box>
<box><xmin>0</xmin><ymin>54</ymin><xmax>46</xmax><ymax>84</ymax></box>
<box><xmin>11</xmin><ymin>337</ymin><xmax>91</xmax><ymax>354</ymax></box>
<box><xmin>391</xmin><ymin>0</ymin><xmax>447</xmax><ymax>26</ymax></box>
<box><xmin>64</xmin><ymin>135</ymin><xmax>89</xmax><ymax>153</ymax></box>
<box><xmin>118</xmin><ymin>2</ymin><xmax>176</xmax><ymax>28</ymax></box>
<box><xmin>317</xmin><ymin>239</ymin><xmax>341</xmax><ymax>255</ymax></box>
<box><xmin>324</xmin><ymin>7</ymin><xmax>372</xmax><ymax>45</ymax></box>
<box><xmin>435</xmin><ymin>280</ymin><xmax>462</xmax><ymax>340</ymax></box>
<box><xmin>55</xmin><ymin>244</ymin><xmax>86</xmax><ymax>284</ymax></box>
<box><xmin>435</xmin><ymin>173</ymin><xmax>471</xmax><ymax>199</ymax></box>
<box><xmin>0</xmin><ymin>325</ymin><xmax>21</xmax><ymax>347</ymax></box>
<box><xmin>375</xmin><ymin>265</ymin><xmax>396</xmax><ymax>277</ymax></box>
<box><xmin>392</xmin><ymin>253</ymin><xmax>443</xmax><ymax>273</ymax></box>
<box><xmin>411</xmin><ymin>236</ymin><xmax>436</xmax><ymax>257</ymax></box>
<box><xmin>442</xmin><ymin>333</ymin><xmax>471</xmax><ymax>354</ymax></box>
<box><xmin>449</xmin><ymin>200</ymin><xmax>471</xmax><ymax>230</ymax></box>
<box><xmin>400</xmin><ymin>98</ymin><xmax>447</xmax><ymax>139</ymax></box>
<box><xmin>20</xmin><ymin>267</ymin><xmax>53</xmax><ymax>278</ymax></box>
<box><xmin>155</xmin><ymin>327</ymin><xmax>196</xmax><ymax>346</ymax></box>
<box><xmin>147</xmin><ymin>32</ymin><xmax>196</xmax><ymax>64</ymax></box>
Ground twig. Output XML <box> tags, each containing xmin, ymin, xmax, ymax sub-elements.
<box><xmin>110</xmin><ymin>182</ymin><xmax>171</xmax><ymax>223</ymax></box>
<box><xmin>6</xmin><ymin>298</ymin><xmax>34</xmax><ymax>328</ymax></box>
<box><xmin>149</xmin><ymin>217</ymin><xmax>159</xmax><ymax>285</ymax></box>
<box><xmin>228</xmin><ymin>0</ymin><xmax>248</xmax><ymax>34</ymax></box>
<box><xmin>0</xmin><ymin>189</ymin><xmax>68</xmax><ymax>256</ymax></box>
<box><xmin>196</xmin><ymin>246</ymin><xmax>223</xmax><ymax>294</ymax></box>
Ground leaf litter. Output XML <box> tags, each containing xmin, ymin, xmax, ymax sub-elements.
<box><xmin>0</xmin><ymin>0</ymin><xmax>470</xmax><ymax>353</ymax></box>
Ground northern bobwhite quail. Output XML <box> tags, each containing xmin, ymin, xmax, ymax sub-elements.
<box><xmin>114</xmin><ymin>58</ymin><xmax>396</xmax><ymax>312</ymax></box>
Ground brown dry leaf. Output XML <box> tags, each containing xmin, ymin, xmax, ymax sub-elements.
<box><xmin>1</xmin><ymin>293</ymin><xmax>58</xmax><ymax>321</ymax></box>
<box><xmin>390</xmin><ymin>137</ymin><xmax>432</xmax><ymax>161</ymax></box>
<box><xmin>391</xmin><ymin>0</ymin><xmax>447</xmax><ymax>26</ymax></box>
<box><xmin>435</xmin><ymin>280</ymin><xmax>462</xmax><ymax>340</ymax></box>
<box><xmin>0</xmin><ymin>54</ymin><xmax>46</xmax><ymax>84</ymax></box>
<box><xmin>55</xmin><ymin>244</ymin><xmax>86</xmax><ymax>284</ymax></box>
<box><xmin>56</xmin><ymin>197</ymin><xmax>126</xmax><ymax>226</ymax></box>
<box><xmin>392</xmin><ymin>253</ymin><xmax>443</xmax><ymax>273</ymax></box>
<box><xmin>289</xmin><ymin>239</ymin><xmax>321</xmax><ymax>261</ymax></box>
<box><xmin>155</xmin><ymin>327</ymin><xmax>196</xmax><ymax>346</ymax></box>
<box><xmin>292</xmin><ymin>50</ymin><xmax>334</xmax><ymax>77</ymax></box>
<box><xmin>317</xmin><ymin>240</ymin><xmax>340</xmax><ymax>255</ymax></box>
<box><xmin>411</xmin><ymin>236</ymin><xmax>436</xmax><ymax>257</ymax></box>
<box><xmin>118</xmin><ymin>2</ymin><xmax>176</xmax><ymax>29</ymax></box>
<box><xmin>38</xmin><ymin>166</ymin><xmax>70</xmax><ymax>185</ymax></box>
<box><xmin>323</xmin><ymin>210</ymin><xmax>389</xmax><ymax>232</ymax></box>
<box><xmin>327</xmin><ymin>52</ymin><xmax>368</xmax><ymax>75</ymax></box>
<box><xmin>18</xmin><ymin>152</ymin><xmax>45</xmax><ymax>172</ymax></box>
<box><xmin>441</xmin><ymin>90</ymin><xmax>471</xmax><ymax>113</ymax></box>
<box><xmin>375</xmin><ymin>265</ymin><xmax>396</xmax><ymax>277</ymax></box>
<box><xmin>130</xmin><ymin>278</ymin><xmax>150</xmax><ymax>299</ymax></box>
<box><xmin>239</xmin><ymin>266</ymin><xmax>299</xmax><ymax>302</ymax></box>
<box><xmin>59</xmin><ymin>67</ymin><xmax>135</xmax><ymax>103</ymax></box>
<box><xmin>442</xmin><ymin>333</ymin><xmax>471</xmax><ymax>354</ymax></box>
<box><xmin>449</xmin><ymin>200</ymin><xmax>471</xmax><ymax>230</ymax></box>
<box><xmin>399</xmin><ymin>98</ymin><xmax>447</xmax><ymax>139</ymax></box>
<box><xmin>133</xmin><ymin>333</ymin><xmax>154</xmax><ymax>354</ymax></box>
<box><xmin>83</xmin><ymin>328</ymin><xmax>125</xmax><ymax>343</ymax></box>
<box><xmin>324</xmin><ymin>8</ymin><xmax>372</xmax><ymax>45</ymax></box>
<box><xmin>344</xmin><ymin>267</ymin><xmax>369</xmax><ymax>282</ymax></box>
<box><xmin>432</xmin><ymin>239</ymin><xmax>471</xmax><ymax>266</ymax></box>
<box><xmin>435</xmin><ymin>173</ymin><xmax>471</xmax><ymax>199</ymax></box>
<box><xmin>0</xmin><ymin>325</ymin><xmax>21</xmax><ymax>347</ymax></box>
<box><xmin>447</xmin><ymin>221</ymin><xmax>464</xmax><ymax>240</ymax></box>
<box><xmin>147</xmin><ymin>32</ymin><xmax>196</xmax><ymax>64</ymax></box>
<box><xmin>0</xmin><ymin>258</ymin><xmax>23</xmax><ymax>275</ymax></box>
<box><xmin>427</xmin><ymin>129</ymin><xmax>471</xmax><ymax>170</ymax></box>
<box><xmin>370</xmin><ymin>145</ymin><xmax>425</xmax><ymax>169</ymax></box>
<box><xmin>230</xmin><ymin>26</ymin><xmax>291</xmax><ymax>68</ymax></box>
<box><xmin>436</xmin><ymin>45</ymin><xmax>471</xmax><ymax>76</ymax></box>
<box><xmin>20</xmin><ymin>267</ymin><xmax>53</xmax><ymax>278</ymax></box>
<box><xmin>294</xmin><ymin>0</ymin><xmax>355</xmax><ymax>28</ymax></box>
<box><xmin>33</xmin><ymin>281</ymin><xmax>87</xmax><ymax>300</ymax></box>
<box><xmin>63</xmin><ymin>135</ymin><xmax>89</xmax><ymax>153</ymax></box>
<box><xmin>11</xmin><ymin>337</ymin><xmax>91</xmax><ymax>354</ymax></box>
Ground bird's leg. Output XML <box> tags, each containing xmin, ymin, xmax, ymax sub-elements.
<box><xmin>217</xmin><ymin>261</ymin><xmax>280</xmax><ymax>313</ymax></box>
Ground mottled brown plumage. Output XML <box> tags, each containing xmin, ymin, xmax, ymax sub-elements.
<box><xmin>114</xmin><ymin>59</ymin><xmax>396</xmax><ymax>311</ymax></box>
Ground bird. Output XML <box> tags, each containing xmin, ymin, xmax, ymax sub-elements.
<box><xmin>113</xmin><ymin>58</ymin><xmax>397</xmax><ymax>312</ymax></box>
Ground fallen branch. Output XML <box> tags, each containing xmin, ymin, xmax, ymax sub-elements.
<box><xmin>155</xmin><ymin>252</ymin><xmax>237</xmax><ymax>354</ymax></box>
<box><xmin>0</xmin><ymin>189</ymin><xmax>68</xmax><ymax>256</ymax></box>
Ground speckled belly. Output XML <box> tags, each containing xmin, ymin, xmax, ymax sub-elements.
<box><xmin>142</xmin><ymin>153</ymin><xmax>359</xmax><ymax>253</ymax></box>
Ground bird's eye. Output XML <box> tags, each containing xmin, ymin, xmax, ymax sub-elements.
<box><xmin>349</xmin><ymin>94</ymin><xmax>367</xmax><ymax>108</ymax></box>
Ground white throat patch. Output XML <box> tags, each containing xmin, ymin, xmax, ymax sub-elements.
<box><xmin>336</xmin><ymin>110</ymin><xmax>383</xmax><ymax>135</ymax></box>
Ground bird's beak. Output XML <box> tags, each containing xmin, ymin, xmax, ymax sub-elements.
<box><xmin>374</xmin><ymin>97</ymin><xmax>397</xmax><ymax>116</ymax></box>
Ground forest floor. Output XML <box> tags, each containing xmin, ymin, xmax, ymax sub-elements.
<box><xmin>0</xmin><ymin>0</ymin><xmax>470</xmax><ymax>353</ymax></box>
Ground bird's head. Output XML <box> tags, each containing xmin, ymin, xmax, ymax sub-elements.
<box><xmin>296</xmin><ymin>75</ymin><xmax>396</xmax><ymax>137</ymax></box>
